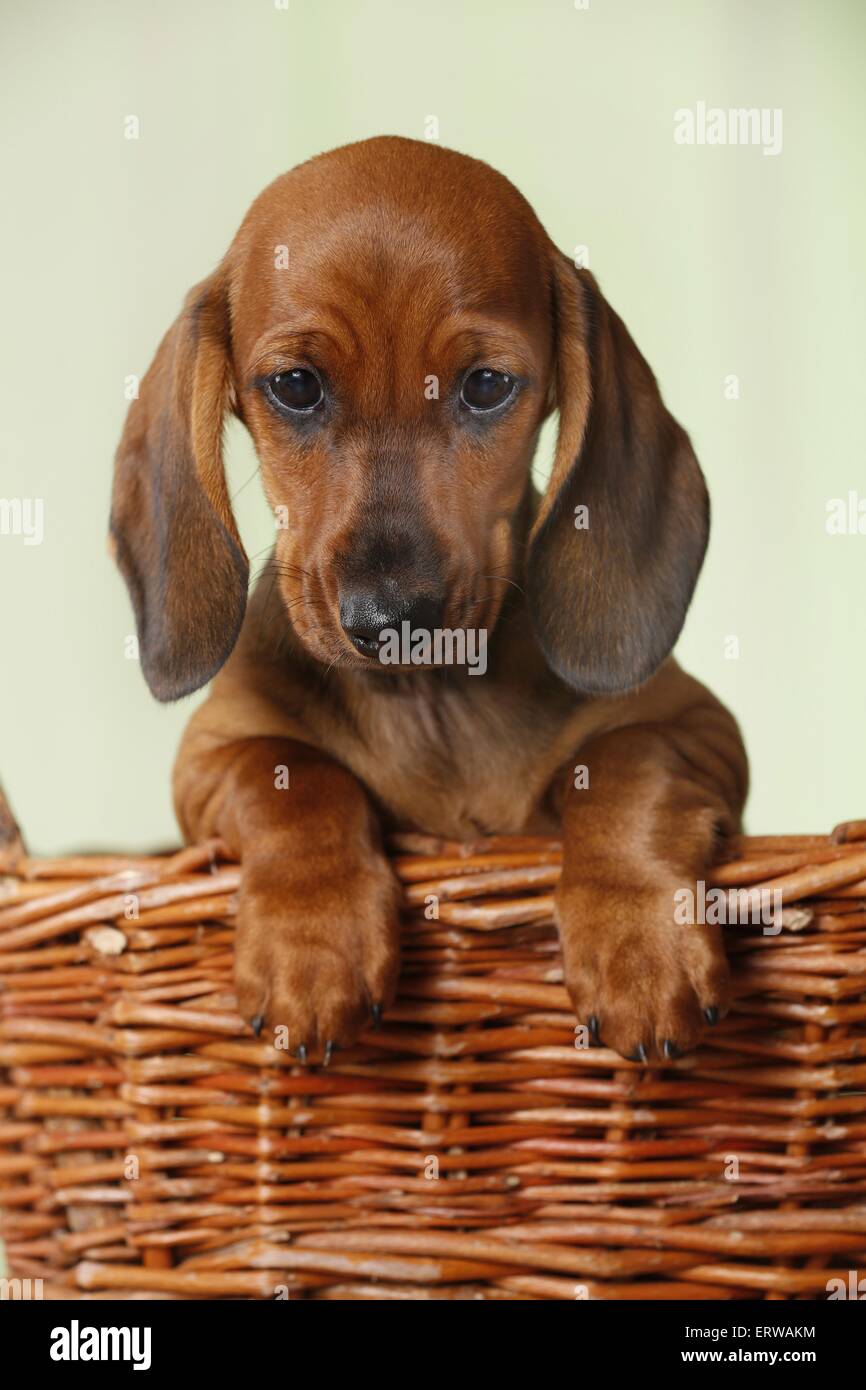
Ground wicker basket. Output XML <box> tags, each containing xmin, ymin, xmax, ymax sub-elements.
<box><xmin>2</xmin><ymin>793</ymin><xmax>866</xmax><ymax>1300</ymax></box>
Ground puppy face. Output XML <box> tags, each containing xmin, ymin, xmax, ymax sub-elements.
<box><xmin>111</xmin><ymin>136</ymin><xmax>708</xmax><ymax>701</ymax></box>
<box><xmin>229</xmin><ymin>146</ymin><xmax>554</xmax><ymax>667</ymax></box>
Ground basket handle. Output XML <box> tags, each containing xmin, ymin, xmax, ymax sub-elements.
<box><xmin>0</xmin><ymin>777</ymin><xmax>25</xmax><ymax>871</ymax></box>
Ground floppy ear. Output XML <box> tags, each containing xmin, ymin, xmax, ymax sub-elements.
<box><xmin>527</xmin><ymin>254</ymin><xmax>709</xmax><ymax>695</ymax></box>
<box><xmin>110</xmin><ymin>271</ymin><xmax>248</xmax><ymax>702</ymax></box>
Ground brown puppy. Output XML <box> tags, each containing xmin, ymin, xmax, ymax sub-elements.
<box><xmin>111</xmin><ymin>136</ymin><xmax>748</xmax><ymax>1063</ymax></box>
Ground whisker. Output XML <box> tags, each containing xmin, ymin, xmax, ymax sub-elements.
<box><xmin>480</xmin><ymin>571</ymin><xmax>525</xmax><ymax>595</ymax></box>
<box><xmin>247</xmin><ymin>543</ymin><xmax>277</xmax><ymax>563</ymax></box>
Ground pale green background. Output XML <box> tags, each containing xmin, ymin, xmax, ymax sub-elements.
<box><xmin>1</xmin><ymin>0</ymin><xmax>864</xmax><ymax>853</ymax></box>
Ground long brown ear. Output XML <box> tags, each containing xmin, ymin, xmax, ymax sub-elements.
<box><xmin>110</xmin><ymin>272</ymin><xmax>248</xmax><ymax>701</ymax></box>
<box><xmin>527</xmin><ymin>255</ymin><xmax>709</xmax><ymax>695</ymax></box>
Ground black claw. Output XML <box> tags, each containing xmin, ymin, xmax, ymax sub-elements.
<box><xmin>588</xmin><ymin>1014</ymin><xmax>601</xmax><ymax>1044</ymax></box>
<box><xmin>296</xmin><ymin>1043</ymin><xmax>308</xmax><ymax>1064</ymax></box>
<box><xmin>251</xmin><ymin>1014</ymin><xmax>264</xmax><ymax>1039</ymax></box>
<box><xmin>323</xmin><ymin>1040</ymin><xmax>335</xmax><ymax>1067</ymax></box>
<box><xmin>371</xmin><ymin>1003</ymin><xmax>382</xmax><ymax>1030</ymax></box>
<box><xmin>628</xmin><ymin>1044</ymin><xmax>648</xmax><ymax>1063</ymax></box>
<box><xmin>663</xmin><ymin>1038</ymin><xmax>680</xmax><ymax>1060</ymax></box>
<box><xmin>704</xmin><ymin>1006</ymin><xmax>719</xmax><ymax>1025</ymax></box>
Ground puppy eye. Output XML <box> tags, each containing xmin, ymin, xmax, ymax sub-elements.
<box><xmin>266</xmin><ymin>368</ymin><xmax>323</xmax><ymax>412</ymax></box>
<box><xmin>460</xmin><ymin>368</ymin><xmax>516</xmax><ymax>412</ymax></box>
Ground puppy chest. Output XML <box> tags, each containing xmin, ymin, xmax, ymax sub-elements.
<box><xmin>350</xmin><ymin>688</ymin><xmax>566</xmax><ymax>838</ymax></box>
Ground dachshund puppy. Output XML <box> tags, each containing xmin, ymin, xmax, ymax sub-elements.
<box><xmin>111</xmin><ymin>136</ymin><xmax>748</xmax><ymax>1063</ymax></box>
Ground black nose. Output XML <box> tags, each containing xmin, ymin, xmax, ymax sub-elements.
<box><xmin>339</xmin><ymin>588</ymin><xmax>443</xmax><ymax>659</ymax></box>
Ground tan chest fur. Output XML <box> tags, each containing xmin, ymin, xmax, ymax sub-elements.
<box><xmin>336</xmin><ymin>668</ymin><xmax>578</xmax><ymax>837</ymax></box>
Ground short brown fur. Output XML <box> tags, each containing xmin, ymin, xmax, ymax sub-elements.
<box><xmin>111</xmin><ymin>137</ymin><xmax>748</xmax><ymax>1061</ymax></box>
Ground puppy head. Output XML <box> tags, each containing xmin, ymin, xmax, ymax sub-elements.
<box><xmin>111</xmin><ymin>136</ymin><xmax>706</xmax><ymax>699</ymax></box>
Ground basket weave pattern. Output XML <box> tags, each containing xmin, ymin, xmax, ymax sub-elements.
<box><xmin>2</xmin><ymin>823</ymin><xmax>866</xmax><ymax>1300</ymax></box>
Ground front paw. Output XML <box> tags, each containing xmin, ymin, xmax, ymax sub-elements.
<box><xmin>233</xmin><ymin>852</ymin><xmax>401</xmax><ymax>1060</ymax></box>
<box><xmin>557</xmin><ymin>881</ymin><xmax>730</xmax><ymax>1062</ymax></box>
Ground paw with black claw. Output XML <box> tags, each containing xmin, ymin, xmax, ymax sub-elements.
<box><xmin>558</xmin><ymin>880</ymin><xmax>731</xmax><ymax>1062</ymax></box>
<box><xmin>233</xmin><ymin>852</ymin><xmax>401</xmax><ymax>1056</ymax></box>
